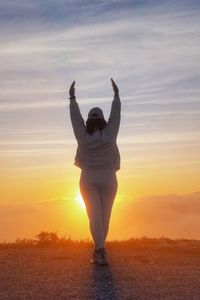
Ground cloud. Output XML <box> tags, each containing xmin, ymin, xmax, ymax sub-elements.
<box><xmin>111</xmin><ymin>191</ymin><xmax>200</xmax><ymax>239</ymax></box>
<box><xmin>0</xmin><ymin>198</ymin><xmax>82</xmax><ymax>242</ymax></box>
<box><xmin>0</xmin><ymin>1</ymin><xmax>200</xmax><ymax>198</ymax></box>
<box><xmin>0</xmin><ymin>191</ymin><xmax>200</xmax><ymax>242</ymax></box>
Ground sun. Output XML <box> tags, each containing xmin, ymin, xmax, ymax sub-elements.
<box><xmin>76</xmin><ymin>192</ymin><xmax>86</xmax><ymax>210</ymax></box>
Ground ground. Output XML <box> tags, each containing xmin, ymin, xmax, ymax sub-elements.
<box><xmin>0</xmin><ymin>239</ymin><xmax>199</xmax><ymax>299</ymax></box>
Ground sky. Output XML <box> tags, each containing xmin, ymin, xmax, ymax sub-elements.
<box><xmin>0</xmin><ymin>0</ymin><xmax>200</xmax><ymax>241</ymax></box>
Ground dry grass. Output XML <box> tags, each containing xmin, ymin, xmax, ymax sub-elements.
<box><xmin>1</xmin><ymin>231</ymin><xmax>199</xmax><ymax>248</ymax></box>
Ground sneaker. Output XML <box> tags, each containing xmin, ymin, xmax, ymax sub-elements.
<box><xmin>90</xmin><ymin>247</ymin><xmax>109</xmax><ymax>266</ymax></box>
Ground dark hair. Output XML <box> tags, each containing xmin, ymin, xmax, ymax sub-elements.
<box><xmin>86</xmin><ymin>118</ymin><xmax>107</xmax><ymax>134</ymax></box>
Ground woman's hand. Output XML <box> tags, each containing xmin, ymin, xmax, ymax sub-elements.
<box><xmin>69</xmin><ymin>81</ymin><xmax>76</xmax><ymax>99</ymax></box>
<box><xmin>111</xmin><ymin>78</ymin><xmax>119</xmax><ymax>96</ymax></box>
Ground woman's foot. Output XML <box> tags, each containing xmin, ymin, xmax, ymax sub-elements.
<box><xmin>90</xmin><ymin>247</ymin><xmax>109</xmax><ymax>266</ymax></box>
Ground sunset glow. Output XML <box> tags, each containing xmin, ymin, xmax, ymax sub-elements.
<box><xmin>76</xmin><ymin>192</ymin><xmax>86</xmax><ymax>211</ymax></box>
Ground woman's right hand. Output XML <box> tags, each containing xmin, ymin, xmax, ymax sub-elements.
<box><xmin>111</xmin><ymin>78</ymin><xmax>119</xmax><ymax>96</ymax></box>
<box><xmin>69</xmin><ymin>81</ymin><xmax>76</xmax><ymax>98</ymax></box>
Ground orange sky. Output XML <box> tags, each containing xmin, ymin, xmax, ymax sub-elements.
<box><xmin>1</xmin><ymin>157</ymin><xmax>200</xmax><ymax>241</ymax></box>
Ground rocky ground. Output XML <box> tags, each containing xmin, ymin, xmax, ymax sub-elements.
<box><xmin>0</xmin><ymin>239</ymin><xmax>199</xmax><ymax>299</ymax></box>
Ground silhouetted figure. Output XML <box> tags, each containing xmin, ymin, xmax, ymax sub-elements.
<box><xmin>69</xmin><ymin>78</ymin><xmax>121</xmax><ymax>266</ymax></box>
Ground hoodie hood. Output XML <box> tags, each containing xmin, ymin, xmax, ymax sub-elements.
<box><xmin>88</xmin><ymin>107</ymin><xmax>104</xmax><ymax>119</ymax></box>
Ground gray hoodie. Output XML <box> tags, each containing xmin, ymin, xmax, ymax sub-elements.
<box><xmin>69</xmin><ymin>95</ymin><xmax>121</xmax><ymax>171</ymax></box>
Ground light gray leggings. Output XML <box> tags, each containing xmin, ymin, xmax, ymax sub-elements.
<box><xmin>79</xmin><ymin>168</ymin><xmax>118</xmax><ymax>250</ymax></box>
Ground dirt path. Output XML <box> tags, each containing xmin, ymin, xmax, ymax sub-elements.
<box><xmin>0</xmin><ymin>241</ymin><xmax>199</xmax><ymax>299</ymax></box>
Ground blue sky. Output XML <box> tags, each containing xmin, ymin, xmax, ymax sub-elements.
<box><xmin>1</xmin><ymin>0</ymin><xmax>200</xmax><ymax>195</ymax></box>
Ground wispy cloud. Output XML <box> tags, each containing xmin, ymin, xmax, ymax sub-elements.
<box><xmin>0</xmin><ymin>0</ymin><xmax>200</xmax><ymax>194</ymax></box>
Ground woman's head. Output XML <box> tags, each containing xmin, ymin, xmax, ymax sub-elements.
<box><xmin>86</xmin><ymin>107</ymin><xmax>107</xmax><ymax>134</ymax></box>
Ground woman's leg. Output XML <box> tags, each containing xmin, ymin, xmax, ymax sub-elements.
<box><xmin>100</xmin><ymin>172</ymin><xmax>118</xmax><ymax>241</ymax></box>
<box><xmin>79</xmin><ymin>171</ymin><xmax>105</xmax><ymax>250</ymax></box>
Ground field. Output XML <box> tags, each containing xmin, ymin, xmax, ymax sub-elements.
<box><xmin>0</xmin><ymin>237</ymin><xmax>200</xmax><ymax>300</ymax></box>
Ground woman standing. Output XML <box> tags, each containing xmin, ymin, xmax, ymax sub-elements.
<box><xmin>69</xmin><ymin>78</ymin><xmax>121</xmax><ymax>266</ymax></box>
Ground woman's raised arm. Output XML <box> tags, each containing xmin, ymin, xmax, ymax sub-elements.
<box><xmin>68</xmin><ymin>81</ymin><xmax>86</xmax><ymax>141</ymax></box>
<box><xmin>107</xmin><ymin>78</ymin><xmax>121</xmax><ymax>138</ymax></box>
